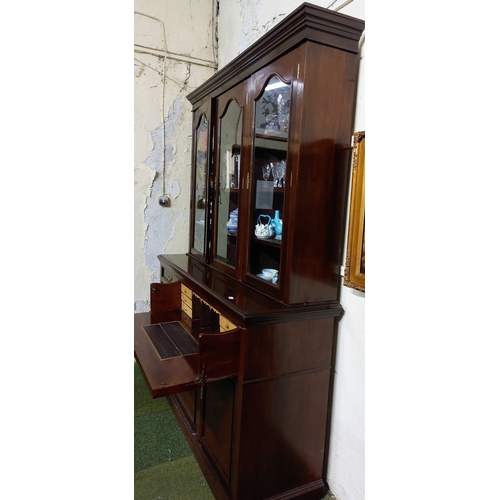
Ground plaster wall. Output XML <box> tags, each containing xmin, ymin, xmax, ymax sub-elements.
<box><xmin>134</xmin><ymin>1</ymin><xmax>365</xmax><ymax>499</ymax></box>
<box><xmin>328</xmin><ymin>3</ymin><xmax>365</xmax><ymax>498</ymax></box>
<box><xmin>134</xmin><ymin>0</ymin><xmax>217</xmax><ymax>312</ymax></box>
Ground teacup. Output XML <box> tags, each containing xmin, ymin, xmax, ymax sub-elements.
<box><xmin>262</xmin><ymin>269</ymin><xmax>278</xmax><ymax>283</ymax></box>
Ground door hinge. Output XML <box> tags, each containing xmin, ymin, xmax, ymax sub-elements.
<box><xmin>188</xmin><ymin>363</ymin><xmax>206</xmax><ymax>394</ymax></box>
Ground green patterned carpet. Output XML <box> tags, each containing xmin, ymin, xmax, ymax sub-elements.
<box><xmin>135</xmin><ymin>362</ymin><xmax>333</xmax><ymax>500</ymax></box>
<box><xmin>134</xmin><ymin>362</ymin><xmax>215</xmax><ymax>500</ymax></box>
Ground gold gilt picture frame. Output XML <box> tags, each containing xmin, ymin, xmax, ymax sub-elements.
<box><xmin>344</xmin><ymin>131</ymin><xmax>365</xmax><ymax>292</ymax></box>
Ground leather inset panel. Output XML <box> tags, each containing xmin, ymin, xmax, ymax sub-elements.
<box><xmin>144</xmin><ymin>321</ymin><xmax>198</xmax><ymax>360</ymax></box>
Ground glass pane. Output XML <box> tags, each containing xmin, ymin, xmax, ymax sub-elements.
<box><xmin>193</xmin><ymin>115</ymin><xmax>209</xmax><ymax>254</ymax></box>
<box><xmin>250</xmin><ymin>76</ymin><xmax>290</xmax><ymax>285</ymax></box>
<box><xmin>215</xmin><ymin>99</ymin><xmax>243</xmax><ymax>266</ymax></box>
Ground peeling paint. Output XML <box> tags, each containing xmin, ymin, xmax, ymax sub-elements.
<box><xmin>143</xmin><ymin>95</ymin><xmax>187</xmax><ymax>280</ymax></box>
<box><xmin>134</xmin><ymin>1</ymin><xmax>218</xmax><ymax>314</ymax></box>
<box><xmin>134</xmin><ymin>300</ymin><xmax>148</xmax><ymax>313</ymax></box>
<box><xmin>239</xmin><ymin>0</ymin><xmax>262</xmax><ymax>54</ymax></box>
<box><xmin>262</xmin><ymin>13</ymin><xmax>285</xmax><ymax>32</ymax></box>
<box><xmin>145</xmin><ymin>95</ymin><xmax>184</xmax><ymax>172</ymax></box>
<box><xmin>134</xmin><ymin>64</ymin><xmax>143</xmax><ymax>77</ymax></box>
<box><xmin>169</xmin><ymin>178</ymin><xmax>181</xmax><ymax>200</ymax></box>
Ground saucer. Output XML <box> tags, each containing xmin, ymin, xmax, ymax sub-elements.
<box><xmin>256</xmin><ymin>273</ymin><xmax>273</xmax><ymax>282</ymax></box>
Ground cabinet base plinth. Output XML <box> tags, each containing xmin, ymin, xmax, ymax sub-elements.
<box><xmin>167</xmin><ymin>393</ymin><xmax>329</xmax><ymax>500</ymax></box>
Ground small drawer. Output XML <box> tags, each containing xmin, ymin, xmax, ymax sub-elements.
<box><xmin>181</xmin><ymin>300</ymin><xmax>192</xmax><ymax>318</ymax></box>
<box><xmin>181</xmin><ymin>284</ymin><xmax>192</xmax><ymax>299</ymax></box>
<box><xmin>181</xmin><ymin>293</ymin><xmax>192</xmax><ymax>308</ymax></box>
<box><xmin>220</xmin><ymin>316</ymin><xmax>237</xmax><ymax>332</ymax></box>
<box><xmin>161</xmin><ymin>265</ymin><xmax>179</xmax><ymax>283</ymax></box>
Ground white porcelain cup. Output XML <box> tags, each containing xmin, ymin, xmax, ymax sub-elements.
<box><xmin>262</xmin><ymin>269</ymin><xmax>278</xmax><ymax>282</ymax></box>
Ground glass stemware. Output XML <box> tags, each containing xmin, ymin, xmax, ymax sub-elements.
<box><xmin>277</xmin><ymin>94</ymin><xmax>290</xmax><ymax>133</ymax></box>
<box><xmin>271</xmin><ymin>162</ymin><xmax>279</xmax><ymax>187</ymax></box>
<box><xmin>262</xmin><ymin>164</ymin><xmax>271</xmax><ymax>186</ymax></box>
<box><xmin>265</xmin><ymin>114</ymin><xmax>279</xmax><ymax>134</ymax></box>
<box><xmin>274</xmin><ymin>160</ymin><xmax>286</xmax><ymax>187</ymax></box>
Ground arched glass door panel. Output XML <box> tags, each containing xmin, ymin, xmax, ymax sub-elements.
<box><xmin>249</xmin><ymin>75</ymin><xmax>291</xmax><ymax>285</ymax></box>
<box><xmin>193</xmin><ymin>114</ymin><xmax>209</xmax><ymax>255</ymax></box>
<box><xmin>214</xmin><ymin>99</ymin><xmax>243</xmax><ymax>267</ymax></box>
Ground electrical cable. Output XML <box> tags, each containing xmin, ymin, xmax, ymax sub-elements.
<box><xmin>134</xmin><ymin>12</ymin><xmax>168</xmax><ymax>197</ymax></box>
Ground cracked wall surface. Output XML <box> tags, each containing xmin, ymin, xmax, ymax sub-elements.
<box><xmin>134</xmin><ymin>0</ymin><xmax>216</xmax><ymax>312</ymax></box>
<box><xmin>217</xmin><ymin>0</ymin><xmax>306</xmax><ymax>67</ymax></box>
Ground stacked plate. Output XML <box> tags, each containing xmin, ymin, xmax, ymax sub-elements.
<box><xmin>227</xmin><ymin>208</ymin><xmax>238</xmax><ymax>234</ymax></box>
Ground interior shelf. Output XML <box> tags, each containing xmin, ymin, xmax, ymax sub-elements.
<box><xmin>253</xmin><ymin>237</ymin><xmax>281</xmax><ymax>247</ymax></box>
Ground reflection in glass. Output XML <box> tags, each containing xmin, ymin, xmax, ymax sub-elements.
<box><xmin>257</xmin><ymin>76</ymin><xmax>290</xmax><ymax>137</ymax></box>
<box><xmin>270</xmin><ymin>159</ymin><xmax>285</xmax><ymax>187</ymax></box>
<box><xmin>215</xmin><ymin>99</ymin><xmax>243</xmax><ymax>266</ymax></box>
<box><xmin>249</xmin><ymin>76</ymin><xmax>291</xmax><ymax>282</ymax></box>
<box><xmin>193</xmin><ymin>115</ymin><xmax>208</xmax><ymax>254</ymax></box>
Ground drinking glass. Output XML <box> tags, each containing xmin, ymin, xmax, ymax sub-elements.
<box><xmin>275</xmin><ymin>160</ymin><xmax>286</xmax><ymax>187</ymax></box>
<box><xmin>262</xmin><ymin>164</ymin><xmax>271</xmax><ymax>187</ymax></box>
<box><xmin>280</xmin><ymin>160</ymin><xmax>286</xmax><ymax>187</ymax></box>
<box><xmin>271</xmin><ymin>162</ymin><xmax>279</xmax><ymax>187</ymax></box>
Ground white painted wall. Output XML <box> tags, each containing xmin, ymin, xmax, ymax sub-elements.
<box><xmin>134</xmin><ymin>1</ymin><xmax>365</xmax><ymax>499</ymax></box>
<box><xmin>134</xmin><ymin>0</ymin><xmax>217</xmax><ymax>312</ymax></box>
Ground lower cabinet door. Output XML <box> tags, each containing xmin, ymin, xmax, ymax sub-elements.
<box><xmin>177</xmin><ymin>388</ymin><xmax>197</xmax><ymax>426</ymax></box>
<box><xmin>202</xmin><ymin>377</ymin><xmax>235</xmax><ymax>484</ymax></box>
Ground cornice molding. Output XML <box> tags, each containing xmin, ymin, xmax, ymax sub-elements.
<box><xmin>187</xmin><ymin>2</ymin><xmax>365</xmax><ymax>107</ymax></box>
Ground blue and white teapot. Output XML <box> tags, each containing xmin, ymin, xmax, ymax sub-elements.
<box><xmin>254</xmin><ymin>214</ymin><xmax>275</xmax><ymax>239</ymax></box>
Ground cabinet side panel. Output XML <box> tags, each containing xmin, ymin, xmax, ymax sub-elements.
<box><xmin>235</xmin><ymin>370</ymin><xmax>331</xmax><ymax>500</ymax></box>
<box><xmin>242</xmin><ymin>317</ymin><xmax>334</xmax><ymax>382</ymax></box>
<box><xmin>288</xmin><ymin>42</ymin><xmax>359</xmax><ymax>304</ymax></box>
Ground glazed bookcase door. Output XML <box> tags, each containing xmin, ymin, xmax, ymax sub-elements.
<box><xmin>247</xmin><ymin>73</ymin><xmax>291</xmax><ymax>296</ymax></box>
<box><xmin>190</xmin><ymin>104</ymin><xmax>211</xmax><ymax>260</ymax></box>
<box><xmin>211</xmin><ymin>82</ymin><xmax>247</xmax><ymax>277</ymax></box>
